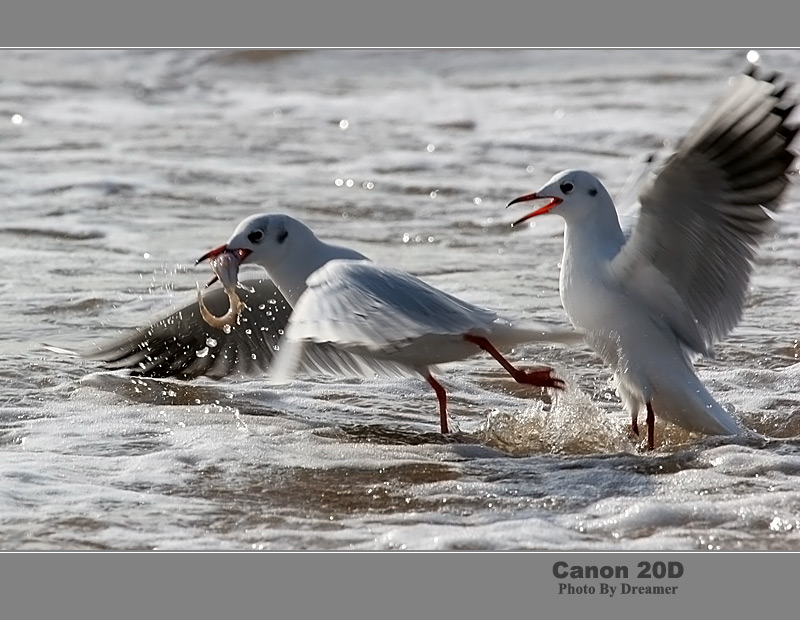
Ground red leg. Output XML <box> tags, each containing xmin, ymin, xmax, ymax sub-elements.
<box><xmin>646</xmin><ymin>401</ymin><xmax>655</xmax><ymax>450</ymax></box>
<box><xmin>463</xmin><ymin>334</ymin><xmax>564</xmax><ymax>389</ymax></box>
<box><xmin>425</xmin><ymin>373</ymin><xmax>450</xmax><ymax>434</ymax></box>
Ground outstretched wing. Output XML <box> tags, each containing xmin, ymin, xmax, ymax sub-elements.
<box><xmin>611</xmin><ymin>66</ymin><xmax>797</xmax><ymax>355</ymax></box>
<box><xmin>269</xmin><ymin>259</ymin><xmax>500</xmax><ymax>382</ymax></box>
<box><xmin>83</xmin><ymin>277</ymin><xmax>292</xmax><ymax>379</ymax></box>
<box><xmin>292</xmin><ymin>260</ymin><xmax>499</xmax><ymax>350</ymax></box>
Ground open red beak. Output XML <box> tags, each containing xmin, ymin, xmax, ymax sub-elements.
<box><xmin>196</xmin><ymin>245</ymin><xmax>252</xmax><ymax>265</ymax></box>
<box><xmin>507</xmin><ymin>193</ymin><xmax>563</xmax><ymax>227</ymax></box>
<box><xmin>196</xmin><ymin>244</ymin><xmax>229</xmax><ymax>265</ymax></box>
<box><xmin>196</xmin><ymin>245</ymin><xmax>252</xmax><ymax>287</ymax></box>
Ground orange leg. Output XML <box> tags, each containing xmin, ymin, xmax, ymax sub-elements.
<box><xmin>425</xmin><ymin>373</ymin><xmax>450</xmax><ymax>434</ymax></box>
<box><xmin>646</xmin><ymin>401</ymin><xmax>655</xmax><ymax>450</ymax></box>
<box><xmin>463</xmin><ymin>334</ymin><xmax>564</xmax><ymax>389</ymax></box>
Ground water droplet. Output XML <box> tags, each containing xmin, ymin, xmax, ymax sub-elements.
<box><xmin>339</xmin><ymin>119</ymin><xmax>349</xmax><ymax>129</ymax></box>
<box><xmin>473</xmin><ymin>197</ymin><xmax>482</xmax><ymax>205</ymax></box>
<box><xmin>195</xmin><ymin>347</ymin><xmax>209</xmax><ymax>358</ymax></box>
<box><xmin>206</xmin><ymin>337</ymin><xmax>217</xmax><ymax>347</ymax></box>
<box><xmin>223</xmin><ymin>325</ymin><xmax>232</xmax><ymax>334</ymax></box>
<box><xmin>335</xmin><ymin>178</ymin><xmax>344</xmax><ymax>187</ymax></box>
<box><xmin>345</xmin><ymin>179</ymin><xmax>354</xmax><ymax>187</ymax></box>
<box><xmin>426</xmin><ymin>143</ymin><xmax>435</xmax><ymax>153</ymax></box>
<box><xmin>747</xmin><ymin>49</ymin><xmax>760</xmax><ymax>63</ymax></box>
<box><xmin>11</xmin><ymin>114</ymin><xmax>23</xmax><ymax>125</ymax></box>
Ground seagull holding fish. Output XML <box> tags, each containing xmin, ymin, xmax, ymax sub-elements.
<box><xmin>86</xmin><ymin>214</ymin><xmax>582</xmax><ymax>433</ymax></box>
<box><xmin>507</xmin><ymin>65</ymin><xmax>798</xmax><ymax>449</ymax></box>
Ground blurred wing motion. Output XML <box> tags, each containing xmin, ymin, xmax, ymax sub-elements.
<box><xmin>611</xmin><ymin>66</ymin><xmax>798</xmax><ymax>358</ymax></box>
<box><xmin>83</xmin><ymin>278</ymin><xmax>292</xmax><ymax>380</ymax></box>
<box><xmin>270</xmin><ymin>259</ymin><xmax>581</xmax><ymax>383</ymax></box>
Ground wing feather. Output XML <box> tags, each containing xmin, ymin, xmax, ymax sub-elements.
<box><xmin>83</xmin><ymin>277</ymin><xmax>292</xmax><ymax>380</ymax></box>
<box><xmin>288</xmin><ymin>260</ymin><xmax>499</xmax><ymax>351</ymax></box>
<box><xmin>268</xmin><ymin>259</ymin><xmax>501</xmax><ymax>382</ymax></box>
<box><xmin>612</xmin><ymin>68</ymin><xmax>797</xmax><ymax>355</ymax></box>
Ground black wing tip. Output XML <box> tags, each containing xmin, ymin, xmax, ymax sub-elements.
<box><xmin>780</xmin><ymin>124</ymin><xmax>799</xmax><ymax>144</ymax></box>
<box><xmin>725</xmin><ymin>64</ymin><xmax>798</xmax><ymax>156</ymax></box>
<box><xmin>742</xmin><ymin>62</ymin><xmax>794</xmax><ymax>99</ymax></box>
<box><xmin>773</xmin><ymin>84</ymin><xmax>790</xmax><ymax>100</ymax></box>
<box><xmin>742</xmin><ymin>62</ymin><xmax>780</xmax><ymax>80</ymax></box>
<box><xmin>775</xmin><ymin>104</ymin><xmax>795</xmax><ymax>121</ymax></box>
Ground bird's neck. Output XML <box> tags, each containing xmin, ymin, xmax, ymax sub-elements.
<box><xmin>263</xmin><ymin>241</ymin><xmax>367</xmax><ymax>306</ymax></box>
<box><xmin>562</xmin><ymin>209</ymin><xmax>626</xmax><ymax>266</ymax></box>
<box><xmin>560</xmin><ymin>209</ymin><xmax>626</xmax><ymax>306</ymax></box>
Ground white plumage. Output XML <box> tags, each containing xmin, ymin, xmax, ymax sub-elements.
<box><xmin>88</xmin><ymin>213</ymin><xmax>581</xmax><ymax>434</ymax></box>
<box><xmin>270</xmin><ymin>258</ymin><xmax>579</xmax><ymax>384</ymax></box>
<box><xmin>508</xmin><ymin>66</ymin><xmax>798</xmax><ymax>448</ymax></box>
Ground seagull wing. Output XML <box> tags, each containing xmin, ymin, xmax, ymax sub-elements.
<box><xmin>610</xmin><ymin>67</ymin><xmax>797</xmax><ymax>356</ymax></box>
<box><xmin>269</xmin><ymin>259</ymin><xmax>501</xmax><ymax>382</ymax></box>
<box><xmin>83</xmin><ymin>277</ymin><xmax>292</xmax><ymax>379</ymax></box>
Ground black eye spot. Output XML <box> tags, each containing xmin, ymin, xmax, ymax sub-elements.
<box><xmin>560</xmin><ymin>182</ymin><xmax>574</xmax><ymax>194</ymax></box>
<box><xmin>589</xmin><ymin>188</ymin><xmax>598</xmax><ymax>197</ymax></box>
<box><xmin>277</xmin><ymin>230</ymin><xmax>288</xmax><ymax>244</ymax></box>
<box><xmin>247</xmin><ymin>230</ymin><xmax>264</xmax><ymax>244</ymax></box>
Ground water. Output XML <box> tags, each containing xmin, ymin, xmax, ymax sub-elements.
<box><xmin>2</xmin><ymin>49</ymin><xmax>800</xmax><ymax>550</ymax></box>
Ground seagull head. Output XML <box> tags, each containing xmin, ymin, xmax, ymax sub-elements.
<box><xmin>508</xmin><ymin>169</ymin><xmax>612</xmax><ymax>226</ymax></box>
<box><xmin>196</xmin><ymin>213</ymin><xmax>312</xmax><ymax>282</ymax></box>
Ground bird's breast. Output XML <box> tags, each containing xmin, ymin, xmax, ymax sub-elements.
<box><xmin>560</xmin><ymin>255</ymin><xmax>615</xmax><ymax>331</ymax></box>
<box><xmin>559</xmin><ymin>223</ymin><xmax>627</xmax><ymax>333</ymax></box>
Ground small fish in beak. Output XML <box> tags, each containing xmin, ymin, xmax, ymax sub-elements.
<box><xmin>197</xmin><ymin>250</ymin><xmax>246</xmax><ymax>330</ymax></box>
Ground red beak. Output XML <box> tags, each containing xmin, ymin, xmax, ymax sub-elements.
<box><xmin>196</xmin><ymin>244</ymin><xmax>229</xmax><ymax>265</ymax></box>
<box><xmin>196</xmin><ymin>245</ymin><xmax>252</xmax><ymax>265</ymax></box>
<box><xmin>507</xmin><ymin>193</ymin><xmax>563</xmax><ymax>227</ymax></box>
<box><xmin>195</xmin><ymin>245</ymin><xmax>252</xmax><ymax>287</ymax></box>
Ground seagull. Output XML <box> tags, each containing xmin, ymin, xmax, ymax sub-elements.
<box><xmin>87</xmin><ymin>213</ymin><xmax>582</xmax><ymax>434</ymax></box>
<box><xmin>507</xmin><ymin>65</ymin><xmax>798</xmax><ymax>449</ymax></box>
